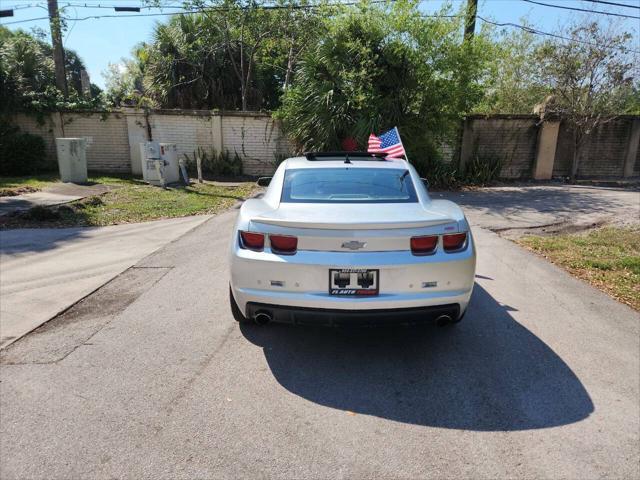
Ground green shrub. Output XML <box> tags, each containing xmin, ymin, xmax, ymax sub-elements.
<box><xmin>463</xmin><ymin>153</ymin><xmax>503</xmax><ymax>185</ymax></box>
<box><xmin>0</xmin><ymin>122</ymin><xmax>48</xmax><ymax>176</ymax></box>
<box><xmin>424</xmin><ymin>161</ymin><xmax>460</xmax><ymax>190</ymax></box>
<box><xmin>183</xmin><ymin>147</ymin><xmax>243</xmax><ymax>177</ymax></box>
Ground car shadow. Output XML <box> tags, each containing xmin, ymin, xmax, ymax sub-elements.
<box><xmin>240</xmin><ymin>283</ymin><xmax>593</xmax><ymax>431</ymax></box>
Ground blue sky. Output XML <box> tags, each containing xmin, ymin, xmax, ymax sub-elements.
<box><xmin>2</xmin><ymin>0</ymin><xmax>639</xmax><ymax>89</ymax></box>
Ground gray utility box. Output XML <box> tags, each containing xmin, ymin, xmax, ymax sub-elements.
<box><xmin>56</xmin><ymin>138</ymin><xmax>88</xmax><ymax>183</ymax></box>
<box><xmin>139</xmin><ymin>142</ymin><xmax>180</xmax><ymax>186</ymax></box>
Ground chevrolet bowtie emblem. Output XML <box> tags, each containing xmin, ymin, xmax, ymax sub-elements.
<box><xmin>341</xmin><ymin>240</ymin><xmax>367</xmax><ymax>250</ymax></box>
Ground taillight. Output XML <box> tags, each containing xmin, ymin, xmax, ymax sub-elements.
<box><xmin>240</xmin><ymin>231</ymin><xmax>264</xmax><ymax>251</ymax></box>
<box><xmin>269</xmin><ymin>234</ymin><xmax>298</xmax><ymax>255</ymax></box>
<box><xmin>410</xmin><ymin>235</ymin><xmax>438</xmax><ymax>255</ymax></box>
<box><xmin>443</xmin><ymin>232</ymin><xmax>467</xmax><ymax>252</ymax></box>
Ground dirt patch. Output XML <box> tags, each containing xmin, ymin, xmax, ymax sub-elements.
<box><xmin>495</xmin><ymin>218</ymin><xmax>614</xmax><ymax>240</ymax></box>
<box><xmin>0</xmin><ymin>195</ymin><xmax>106</xmax><ymax>229</ymax></box>
<box><xmin>0</xmin><ymin>185</ymin><xmax>39</xmax><ymax>197</ymax></box>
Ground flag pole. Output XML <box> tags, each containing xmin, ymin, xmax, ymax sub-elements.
<box><xmin>394</xmin><ymin>126</ymin><xmax>409</xmax><ymax>163</ymax></box>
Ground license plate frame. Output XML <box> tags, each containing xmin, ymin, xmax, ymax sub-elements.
<box><xmin>329</xmin><ymin>268</ymin><xmax>379</xmax><ymax>296</ymax></box>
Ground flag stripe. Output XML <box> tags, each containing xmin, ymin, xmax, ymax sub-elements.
<box><xmin>367</xmin><ymin>127</ymin><xmax>406</xmax><ymax>159</ymax></box>
<box><xmin>382</xmin><ymin>146</ymin><xmax>404</xmax><ymax>155</ymax></box>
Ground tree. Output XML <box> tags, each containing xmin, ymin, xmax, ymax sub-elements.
<box><xmin>476</xmin><ymin>26</ymin><xmax>550</xmax><ymax>114</ymax></box>
<box><xmin>276</xmin><ymin>1</ymin><xmax>493</xmax><ymax>173</ymax></box>
<box><xmin>124</xmin><ymin>0</ymin><xmax>320</xmax><ymax>110</ymax></box>
<box><xmin>0</xmin><ymin>26</ymin><xmax>104</xmax><ymax>113</ymax></box>
<box><xmin>535</xmin><ymin>20</ymin><xmax>637</xmax><ymax>182</ymax></box>
<box><xmin>103</xmin><ymin>43</ymin><xmax>150</xmax><ymax>107</ymax></box>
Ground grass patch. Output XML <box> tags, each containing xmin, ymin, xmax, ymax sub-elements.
<box><xmin>519</xmin><ymin>227</ymin><xmax>640</xmax><ymax>310</ymax></box>
<box><xmin>1</xmin><ymin>176</ymin><xmax>258</xmax><ymax>228</ymax></box>
<box><xmin>0</xmin><ymin>174</ymin><xmax>60</xmax><ymax>196</ymax></box>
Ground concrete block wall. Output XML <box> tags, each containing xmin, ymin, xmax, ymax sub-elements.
<box><xmin>148</xmin><ymin>111</ymin><xmax>216</xmax><ymax>161</ymax></box>
<box><xmin>11</xmin><ymin>114</ymin><xmax>57</xmax><ymax>163</ymax></box>
<box><xmin>554</xmin><ymin>118</ymin><xmax>638</xmax><ymax>179</ymax></box>
<box><xmin>579</xmin><ymin>120</ymin><xmax>630</xmax><ymax>177</ymax></box>
<box><xmin>460</xmin><ymin>114</ymin><xmax>639</xmax><ymax>180</ymax></box>
<box><xmin>8</xmin><ymin>110</ymin><xmax>293</xmax><ymax>176</ymax></box>
<box><xmin>12</xmin><ymin>112</ymin><xmax>130</xmax><ymax>173</ymax></box>
<box><xmin>222</xmin><ymin>113</ymin><xmax>294</xmax><ymax>176</ymax></box>
<box><xmin>60</xmin><ymin>113</ymin><xmax>130</xmax><ymax>172</ymax></box>
<box><xmin>466</xmin><ymin>116</ymin><xmax>538</xmax><ymax>179</ymax></box>
<box><xmin>8</xmin><ymin>111</ymin><xmax>638</xmax><ymax>179</ymax></box>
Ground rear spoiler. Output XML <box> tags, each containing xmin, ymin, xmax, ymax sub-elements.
<box><xmin>304</xmin><ymin>151</ymin><xmax>387</xmax><ymax>161</ymax></box>
<box><xmin>250</xmin><ymin>217</ymin><xmax>453</xmax><ymax>230</ymax></box>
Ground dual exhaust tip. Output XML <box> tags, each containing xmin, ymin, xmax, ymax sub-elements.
<box><xmin>254</xmin><ymin>311</ymin><xmax>272</xmax><ymax>325</ymax></box>
<box><xmin>253</xmin><ymin>311</ymin><xmax>454</xmax><ymax>326</ymax></box>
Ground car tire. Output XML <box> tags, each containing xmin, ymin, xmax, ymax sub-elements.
<box><xmin>229</xmin><ymin>286</ymin><xmax>250</xmax><ymax>323</ymax></box>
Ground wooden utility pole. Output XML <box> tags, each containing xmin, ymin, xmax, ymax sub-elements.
<box><xmin>458</xmin><ymin>0</ymin><xmax>478</xmax><ymax>176</ymax></box>
<box><xmin>48</xmin><ymin>0</ymin><xmax>68</xmax><ymax>97</ymax></box>
<box><xmin>464</xmin><ymin>0</ymin><xmax>478</xmax><ymax>43</ymax></box>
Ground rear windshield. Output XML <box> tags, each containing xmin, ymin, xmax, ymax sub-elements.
<box><xmin>281</xmin><ymin>168</ymin><xmax>418</xmax><ymax>203</ymax></box>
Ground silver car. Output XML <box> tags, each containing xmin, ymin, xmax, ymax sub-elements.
<box><xmin>229</xmin><ymin>152</ymin><xmax>476</xmax><ymax>326</ymax></box>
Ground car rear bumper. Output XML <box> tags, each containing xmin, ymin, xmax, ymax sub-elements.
<box><xmin>246</xmin><ymin>302</ymin><xmax>460</xmax><ymax>326</ymax></box>
<box><xmin>230</xmin><ymin>232</ymin><xmax>476</xmax><ymax>320</ymax></box>
<box><xmin>232</xmin><ymin>282</ymin><xmax>473</xmax><ymax>321</ymax></box>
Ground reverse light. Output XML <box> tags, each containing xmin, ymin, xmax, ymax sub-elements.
<box><xmin>269</xmin><ymin>234</ymin><xmax>298</xmax><ymax>255</ymax></box>
<box><xmin>410</xmin><ymin>235</ymin><xmax>438</xmax><ymax>255</ymax></box>
<box><xmin>443</xmin><ymin>232</ymin><xmax>468</xmax><ymax>252</ymax></box>
<box><xmin>240</xmin><ymin>231</ymin><xmax>264</xmax><ymax>251</ymax></box>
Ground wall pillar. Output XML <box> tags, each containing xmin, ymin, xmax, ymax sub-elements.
<box><xmin>458</xmin><ymin>118</ymin><xmax>474</xmax><ymax>176</ymax></box>
<box><xmin>533</xmin><ymin>120</ymin><xmax>560</xmax><ymax>180</ymax></box>
<box><xmin>623</xmin><ymin>118</ymin><xmax>640</xmax><ymax>178</ymax></box>
<box><xmin>212</xmin><ymin>113</ymin><xmax>223</xmax><ymax>154</ymax></box>
<box><xmin>124</xmin><ymin>109</ymin><xmax>149</xmax><ymax>175</ymax></box>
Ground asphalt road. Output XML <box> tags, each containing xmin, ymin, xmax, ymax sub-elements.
<box><xmin>0</xmin><ymin>216</ymin><xmax>210</xmax><ymax>348</ymax></box>
<box><xmin>1</xmin><ymin>208</ymin><xmax>638</xmax><ymax>479</ymax></box>
<box><xmin>433</xmin><ymin>184</ymin><xmax>640</xmax><ymax>235</ymax></box>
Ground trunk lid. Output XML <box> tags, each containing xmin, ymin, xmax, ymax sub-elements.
<box><xmin>250</xmin><ymin>203</ymin><xmax>452</xmax><ymax>230</ymax></box>
<box><xmin>249</xmin><ymin>203</ymin><xmax>459</xmax><ymax>252</ymax></box>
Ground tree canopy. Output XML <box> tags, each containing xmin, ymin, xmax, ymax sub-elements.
<box><xmin>276</xmin><ymin>1</ymin><xmax>493</xmax><ymax>159</ymax></box>
<box><xmin>0</xmin><ymin>26</ymin><xmax>103</xmax><ymax>113</ymax></box>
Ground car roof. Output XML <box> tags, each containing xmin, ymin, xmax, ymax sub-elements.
<box><xmin>284</xmin><ymin>156</ymin><xmax>410</xmax><ymax>170</ymax></box>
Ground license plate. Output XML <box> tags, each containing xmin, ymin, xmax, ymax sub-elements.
<box><xmin>329</xmin><ymin>269</ymin><xmax>379</xmax><ymax>296</ymax></box>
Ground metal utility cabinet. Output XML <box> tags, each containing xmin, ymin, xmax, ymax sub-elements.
<box><xmin>56</xmin><ymin>138</ymin><xmax>88</xmax><ymax>183</ymax></box>
<box><xmin>140</xmin><ymin>142</ymin><xmax>180</xmax><ymax>186</ymax></box>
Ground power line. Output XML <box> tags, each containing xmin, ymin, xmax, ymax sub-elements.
<box><xmin>1</xmin><ymin>1</ymin><xmax>387</xmax><ymax>25</ymax></box>
<box><xmin>3</xmin><ymin>2</ymin><xmax>639</xmax><ymax>55</ymax></box>
<box><xmin>477</xmin><ymin>14</ymin><xmax>640</xmax><ymax>54</ymax></box>
<box><xmin>522</xmin><ymin>0</ymin><xmax>640</xmax><ymax>19</ymax></box>
<box><xmin>12</xmin><ymin>0</ymin><xmax>640</xmax><ymax>13</ymax></box>
<box><xmin>583</xmin><ymin>0</ymin><xmax>640</xmax><ymax>10</ymax></box>
<box><xmin>3</xmin><ymin>0</ymin><xmax>341</xmax><ymax>10</ymax></box>
<box><xmin>46</xmin><ymin>2</ymin><xmax>184</xmax><ymax>10</ymax></box>
<box><xmin>1</xmin><ymin>15</ymin><xmax>50</xmax><ymax>24</ymax></box>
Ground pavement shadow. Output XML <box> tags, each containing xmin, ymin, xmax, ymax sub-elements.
<box><xmin>0</xmin><ymin>227</ymin><xmax>92</xmax><ymax>254</ymax></box>
<box><xmin>240</xmin><ymin>283</ymin><xmax>594</xmax><ymax>431</ymax></box>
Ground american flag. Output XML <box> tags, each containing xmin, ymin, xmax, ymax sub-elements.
<box><xmin>367</xmin><ymin>127</ymin><xmax>406</xmax><ymax>158</ymax></box>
